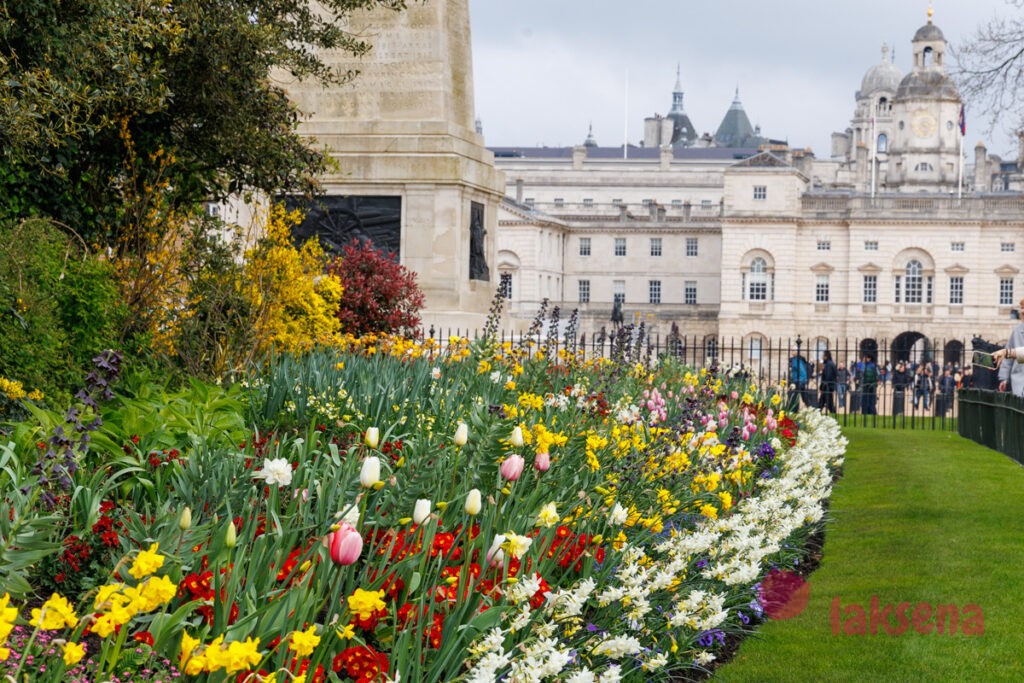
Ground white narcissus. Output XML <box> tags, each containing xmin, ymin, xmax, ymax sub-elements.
<box><xmin>254</xmin><ymin>457</ymin><xmax>293</xmax><ymax>487</ymax></box>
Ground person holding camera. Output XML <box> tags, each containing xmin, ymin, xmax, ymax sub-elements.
<box><xmin>997</xmin><ymin>298</ymin><xmax>1024</xmax><ymax>397</ymax></box>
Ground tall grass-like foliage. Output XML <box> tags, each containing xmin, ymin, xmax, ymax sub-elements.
<box><xmin>0</xmin><ymin>336</ymin><xmax>843</xmax><ymax>682</ymax></box>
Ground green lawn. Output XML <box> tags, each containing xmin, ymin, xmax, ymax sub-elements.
<box><xmin>714</xmin><ymin>426</ymin><xmax>1024</xmax><ymax>683</ymax></box>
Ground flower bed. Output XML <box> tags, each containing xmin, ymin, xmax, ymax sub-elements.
<box><xmin>0</xmin><ymin>337</ymin><xmax>845</xmax><ymax>682</ymax></box>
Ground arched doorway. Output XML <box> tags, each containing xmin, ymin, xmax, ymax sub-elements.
<box><xmin>892</xmin><ymin>331</ymin><xmax>928</xmax><ymax>365</ymax></box>
<box><xmin>859</xmin><ymin>338</ymin><xmax>879</xmax><ymax>362</ymax></box>
<box><xmin>943</xmin><ymin>340</ymin><xmax>964</xmax><ymax>368</ymax></box>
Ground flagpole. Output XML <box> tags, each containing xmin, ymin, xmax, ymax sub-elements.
<box><xmin>870</xmin><ymin>113</ymin><xmax>877</xmax><ymax>199</ymax></box>
<box><xmin>957</xmin><ymin>104</ymin><xmax>964</xmax><ymax>200</ymax></box>
<box><xmin>623</xmin><ymin>69</ymin><xmax>629</xmax><ymax>159</ymax></box>
<box><xmin>957</xmin><ymin>134</ymin><xmax>963</xmax><ymax>200</ymax></box>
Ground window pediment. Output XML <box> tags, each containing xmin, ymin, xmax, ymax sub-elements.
<box><xmin>810</xmin><ymin>262</ymin><xmax>834</xmax><ymax>274</ymax></box>
<box><xmin>944</xmin><ymin>263</ymin><xmax>969</xmax><ymax>276</ymax></box>
<box><xmin>995</xmin><ymin>264</ymin><xmax>1021</xmax><ymax>276</ymax></box>
<box><xmin>858</xmin><ymin>262</ymin><xmax>883</xmax><ymax>274</ymax></box>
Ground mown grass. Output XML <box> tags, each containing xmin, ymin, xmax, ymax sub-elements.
<box><xmin>714</xmin><ymin>425</ymin><xmax>1024</xmax><ymax>682</ymax></box>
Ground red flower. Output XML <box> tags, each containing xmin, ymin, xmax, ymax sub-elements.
<box><xmin>333</xmin><ymin>645</ymin><xmax>390</xmax><ymax>683</ymax></box>
<box><xmin>133</xmin><ymin>631</ymin><xmax>155</xmax><ymax>646</ymax></box>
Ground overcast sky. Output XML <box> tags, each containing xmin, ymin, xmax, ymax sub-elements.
<box><xmin>468</xmin><ymin>0</ymin><xmax>1018</xmax><ymax>158</ymax></box>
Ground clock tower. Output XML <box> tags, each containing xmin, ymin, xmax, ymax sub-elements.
<box><xmin>886</xmin><ymin>8</ymin><xmax>963</xmax><ymax>193</ymax></box>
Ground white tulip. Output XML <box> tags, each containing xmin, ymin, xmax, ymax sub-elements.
<box><xmin>364</xmin><ymin>427</ymin><xmax>380</xmax><ymax>449</ymax></box>
<box><xmin>509</xmin><ymin>426</ymin><xmax>524</xmax><ymax>447</ymax></box>
<box><xmin>465</xmin><ymin>488</ymin><xmax>482</xmax><ymax>515</ymax></box>
<box><xmin>360</xmin><ymin>456</ymin><xmax>381</xmax><ymax>488</ymax></box>
<box><xmin>413</xmin><ymin>499</ymin><xmax>432</xmax><ymax>525</ymax></box>
<box><xmin>454</xmin><ymin>422</ymin><xmax>469</xmax><ymax>446</ymax></box>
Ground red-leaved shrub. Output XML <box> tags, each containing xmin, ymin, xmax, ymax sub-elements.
<box><xmin>327</xmin><ymin>241</ymin><xmax>425</xmax><ymax>336</ymax></box>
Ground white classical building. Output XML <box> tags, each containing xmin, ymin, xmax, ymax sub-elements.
<box><xmin>491</xmin><ymin>11</ymin><xmax>1024</xmax><ymax>364</ymax></box>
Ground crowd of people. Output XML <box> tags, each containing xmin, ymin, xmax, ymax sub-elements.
<box><xmin>788</xmin><ymin>349</ymin><xmax>969</xmax><ymax>417</ymax></box>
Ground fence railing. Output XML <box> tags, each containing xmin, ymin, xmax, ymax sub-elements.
<box><xmin>421</xmin><ymin>325</ymin><xmax>990</xmax><ymax>431</ymax></box>
<box><xmin>958</xmin><ymin>389</ymin><xmax>1024</xmax><ymax>464</ymax></box>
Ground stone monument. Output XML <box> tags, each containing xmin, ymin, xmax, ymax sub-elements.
<box><xmin>283</xmin><ymin>1</ymin><xmax>504</xmax><ymax>330</ymax></box>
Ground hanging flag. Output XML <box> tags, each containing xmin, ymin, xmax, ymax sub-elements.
<box><xmin>958</xmin><ymin>104</ymin><xmax>966</xmax><ymax>135</ymax></box>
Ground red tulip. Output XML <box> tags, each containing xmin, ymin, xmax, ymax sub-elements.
<box><xmin>500</xmin><ymin>454</ymin><xmax>525</xmax><ymax>481</ymax></box>
<box><xmin>328</xmin><ymin>522</ymin><xmax>363</xmax><ymax>566</ymax></box>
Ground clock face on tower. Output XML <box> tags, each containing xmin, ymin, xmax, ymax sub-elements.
<box><xmin>911</xmin><ymin>110</ymin><xmax>937</xmax><ymax>138</ymax></box>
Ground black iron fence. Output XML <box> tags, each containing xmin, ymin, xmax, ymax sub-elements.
<box><xmin>422</xmin><ymin>324</ymin><xmax>1003</xmax><ymax>432</ymax></box>
<box><xmin>958</xmin><ymin>389</ymin><xmax>1024</xmax><ymax>464</ymax></box>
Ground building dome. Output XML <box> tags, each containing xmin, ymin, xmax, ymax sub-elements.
<box><xmin>895</xmin><ymin>69</ymin><xmax>959</xmax><ymax>100</ymax></box>
<box><xmin>860</xmin><ymin>45</ymin><xmax>902</xmax><ymax>97</ymax></box>
<box><xmin>913</xmin><ymin>22</ymin><xmax>944</xmax><ymax>42</ymax></box>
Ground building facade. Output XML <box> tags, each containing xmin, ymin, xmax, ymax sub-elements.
<box><xmin>491</xmin><ymin>12</ymin><xmax>1024</xmax><ymax>362</ymax></box>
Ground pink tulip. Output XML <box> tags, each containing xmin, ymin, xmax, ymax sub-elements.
<box><xmin>500</xmin><ymin>454</ymin><xmax>525</xmax><ymax>481</ymax></box>
<box><xmin>328</xmin><ymin>522</ymin><xmax>363</xmax><ymax>566</ymax></box>
<box><xmin>534</xmin><ymin>451</ymin><xmax>551</xmax><ymax>472</ymax></box>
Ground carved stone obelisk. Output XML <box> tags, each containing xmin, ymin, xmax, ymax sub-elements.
<box><xmin>284</xmin><ymin>1</ymin><xmax>504</xmax><ymax>329</ymax></box>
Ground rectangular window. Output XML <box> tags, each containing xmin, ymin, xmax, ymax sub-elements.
<box><xmin>864</xmin><ymin>240</ymin><xmax>878</xmax><ymax>251</ymax></box>
<box><xmin>553</xmin><ymin>198</ymin><xmax>564</xmax><ymax>208</ymax></box>
<box><xmin>578</xmin><ymin>279</ymin><xmax>590</xmax><ymax>303</ymax></box>
<box><xmin>685</xmin><ymin>281</ymin><xmax>697</xmax><ymax>305</ymax></box>
<box><xmin>1000</xmin><ymin>278</ymin><xmax>1015</xmax><ymax>305</ymax></box>
<box><xmin>671</xmin><ymin>199</ymin><xmax>683</xmax><ymax>207</ymax></box>
<box><xmin>1001</xmin><ymin>242</ymin><xmax>1016</xmax><ymax>252</ymax></box>
<box><xmin>613</xmin><ymin>280</ymin><xmax>625</xmax><ymax>305</ymax></box>
<box><xmin>650</xmin><ymin>238</ymin><xmax>662</xmax><ymax>257</ymax></box>
<box><xmin>894</xmin><ymin>275</ymin><xmax>901</xmax><ymax>303</ymax></box>
<box><xmin>686</xmin><ymin>238</ymin><xmax>698</xmax><ymax>257</ymax></box>
<box><xmin>524</xmin><ymin>198</ymin><xmax>535</xmax><ymax>206</ymax></box>
<box><xmin>951</xmin><ymin>241</ymin><xmax>965</xmax><ymax>252</ymax></box>
<box><xmin>614</xmin><ymin>238</ymin><xmax>626</xmax><ymax>256</ymax></box>
<box><xmin>579</xmin><ymin>237</ymin><xmax>591</xmax><ymax>256</ymax></box>
<box><xmin>649</xmin><ymin>280</ymin><xmax>662</xmax><ymax>304</ymax></box>
<box><xmin>815</xmin><ymin>275</ymin><xmax>830</xmax><ymax>303</ymax></box>
<box><xmin>611</xmin><ymin>198</ymin><xmax>623</xmax><ymax>205</ymax></box>
<box><xmin>642</xmin><ymin>198</ymin><xmax>654</xmax><ymax>206</ymax></box>
<box><xmin>753</xmin><ymin>185</ymin><xmax>767</xmax><ymax>200</ymax></box>
<box><xmin>748</xmin><ymin>337</ymin><xmax>763</xmax><ymax>361</ymax></box>
<box><xmin>701</xmin><ymin>199</ymin><xmax>713</xmax><ymax>208</ymax></box>
<box><xmin>582</xmin><ymin>198</ymin><xmax>594</xmax><ymax>207</ymax></box>
<box><xmin>816</xmin><ymin>240</ymin><xmax>831</xmax><ymax>251</ymax></box>
<box><xmin>949</xmin><ymin>276</ymin><xmax>963</xmax><ymax>305</ymax></box>
<box><xmin>863</xmin><ymin>275</ymin><xmax>877</xmax><ymax>303</ymax></box>
<box><xmin>499</xmin><ymin>272</ymin><xmax>512</xmax><ymax>300</ymax></box>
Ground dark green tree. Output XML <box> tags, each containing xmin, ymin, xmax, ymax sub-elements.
<box><xmin>0</xmin><ymin>0</ymin><xmax>407</xmax><ymax>249</ymax></box>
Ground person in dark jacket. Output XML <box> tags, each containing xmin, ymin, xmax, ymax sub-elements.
<box><xmin>891</xmin><ymin>361</ymin><xmax>912</xmax><ymax>416</ymax></box>
<box><xmin>860</xmin><ymin>355</ymin><xmax>879</xmax><ymax>415</ymax></box>
<box><xmin>936</xmin><ymin>368</ymin><xmax>957</xmax><ymax>416</ymax></box>
<box><xmin>818</xmin><ymin>350</ymin><xmax>837</xmax><ymax>413</ymax></box>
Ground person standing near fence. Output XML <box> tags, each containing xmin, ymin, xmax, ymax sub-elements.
<box><xmin>997</xmin><ymin>298</ymin><xmax>1024</xmax><ymax>397</ymax></box>
<box><xmin>836</xmin><ymin>362</ymin><xmax>850</xmax><ymax>410</ymax></box>
<box><xmin>913</xmin><ymin>365</ymin><xmax>932</xmax><ymax>410</ymax></box>
<box><xmin>788</xmin><ymin>349</ymin><xmax>816</xmax><ymax>410</ymax></box>
<box><xmin>860</xmin><ymin>354</ymin><xmax>879</xmax><ymax>415</ymax></box>
<box><xmin>819</xmin><ymin>350</ymin><xmax>837</xmax><ymax>414</ymax></box>
<box><xmin>891</xmin><ymin>361</ymin><xmax>911</xmax><ymax>416</ymax></box>
<box><xmin>936</xmin><ymin>367</ymin><xmax>956</xmax><ymax>416</ymax></box>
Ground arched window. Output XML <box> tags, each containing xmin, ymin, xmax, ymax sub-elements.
<box><xmin>914</xmin><ymin>162</ymin><xmax>934</xmax><ymax>172</ymax></box>
<box><xmin>749</xmin><ymin>257</ymin><xmax>768</xmax><ymax>301</ymax></box>
<box><xmin>904</xmin><ymin>260</ymin><xmax>923</xmax><ymax>303</ymax></box>
<box><xmin>877</xmin><ymin>133</ymin><xmax>888</xmax><ymax>153</ymax></box>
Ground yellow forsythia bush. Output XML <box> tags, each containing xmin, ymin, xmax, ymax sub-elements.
<box><xmin>244</xmin><ymin>205</ymin><xmax>345</xmax><ymax>356</ymax></box>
